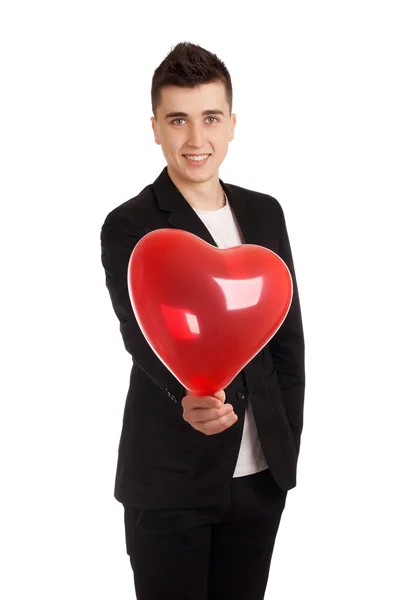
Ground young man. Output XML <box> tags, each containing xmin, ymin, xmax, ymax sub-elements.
<box><xmin>100</xmin><ymin>42</ymin><xmax>305</xmax><ymax>600</ymax></box>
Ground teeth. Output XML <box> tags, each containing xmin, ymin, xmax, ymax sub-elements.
<box><xmin>184</xmin><ymin>154</ymin><xmax>210</xmax><ymax>161</ymax></box>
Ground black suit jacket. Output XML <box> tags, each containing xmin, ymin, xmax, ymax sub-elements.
<box><xmin>100</xmin><ymin>167</ymin><xmax>305</xmax><ymax>509</ymax></box>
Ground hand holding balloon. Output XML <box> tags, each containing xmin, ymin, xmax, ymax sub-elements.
<box><xmin>182</xmin><ymin>389</ymin><xmax>238</xmax><ymax>435</ymax></box>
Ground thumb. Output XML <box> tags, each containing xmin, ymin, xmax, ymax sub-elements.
<box><xmin>211</xmin><ymin>390</ymin><xmax>226</xmax><ymax>403</ymax></box>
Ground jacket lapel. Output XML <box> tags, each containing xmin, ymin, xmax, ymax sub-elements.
<box><xmin>152</xmin><ymin>167</ymin><xmax>217</xmax><ymax>247</ymax></box>
<box><xmin>221</xmin><ymin>181</ymin><xmax>259</xmax><ymax>246</ymax></box>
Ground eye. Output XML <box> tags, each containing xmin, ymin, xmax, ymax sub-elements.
<box><xmin>206</xmin><ymin>116</ymin><xmax>219</xmax><ymax>124</ymax></box>
<box><xmin>171</xmin><ymin>118</ymin><xmax>186</xmax><ymax>125</ymax></box>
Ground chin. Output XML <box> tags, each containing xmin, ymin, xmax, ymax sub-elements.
<box><xmin>184</xmin><ymin>163</ymin><xmax>220</xmax><ymax>179</ymax></box>
<box><xmin>186</xmin><ymin>172</ymin><xmax>216</xmax><ymax>184</ymax></box>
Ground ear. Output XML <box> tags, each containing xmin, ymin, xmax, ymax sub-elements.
<box><xmin>228</xmin><ymin>113</ymin><xmax>237</xmax><ymax>142</ymax></box>
<box><xmin>151</xmin><ymin>117</ymin><xmax>161</xmax><ymax>145</ymax></box>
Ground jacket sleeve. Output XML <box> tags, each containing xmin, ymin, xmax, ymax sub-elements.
<box><xmin>268</xmin><ymin>205</ymin><xmax>305</xmax><ymax>453</ymax></box>
<box><xmin>100</xmin><ymin>215</ymin><xmax>183</xmax><ymax>404</ymax></box>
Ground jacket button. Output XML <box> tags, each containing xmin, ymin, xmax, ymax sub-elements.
<box><xmin>165</xmin><ymin>387</ymin><xmax>177</xmax><ymax>403</ymax></box>
<box><xmin>236</xmin><ymin>391</ymin><xmax>245</xmax><ymax>400</ymax></box>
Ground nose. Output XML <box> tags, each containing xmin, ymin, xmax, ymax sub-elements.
<box><xmin>187</xmin><ymin>122</ymin><xmax>205</xmax><ymax>148</ymax></box>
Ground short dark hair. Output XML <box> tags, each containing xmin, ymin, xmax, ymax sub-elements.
<box><xmin>151</xmin><ymin>42</ymin><xmax>233</xmax><ymax>117</ymax></box>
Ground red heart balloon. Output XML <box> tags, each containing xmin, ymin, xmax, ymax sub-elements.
<box><xmin>128</xmin><ymin>229</ymin><xmax>292</xmax><ymax>396</ymax></box>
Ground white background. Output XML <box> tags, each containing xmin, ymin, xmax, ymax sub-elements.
<box><xmin>1</xmin><ymin>1</ymin><xmax>399</xmax><ymax>598</ymax></box>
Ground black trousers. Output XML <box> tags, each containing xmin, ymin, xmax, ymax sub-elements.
<box><xmin>123</xmin><ymin>468</ymin><xmax>287</xmax><ymax>600</ymax></box>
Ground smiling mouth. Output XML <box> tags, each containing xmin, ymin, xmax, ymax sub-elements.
<box><xmin>182</xmin><ymin>154</ymin><xmax>211</xmax><ymax>163</ymax></box>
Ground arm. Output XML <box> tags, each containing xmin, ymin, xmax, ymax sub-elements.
<box><xmin>100</xmin><ymin>215</ymin><xmax>183</xmax><ymax>403</ymax></box>
<box><xmin>268</xmin><ymin>205</ymin><xmax>305</xmax><ymax>453</ymax></box>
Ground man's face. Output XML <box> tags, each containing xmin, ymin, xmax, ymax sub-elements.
<box><xmin>151</xmin><ymin>81</ymin><xmax>236</xmax><ymax>185</ymax></box>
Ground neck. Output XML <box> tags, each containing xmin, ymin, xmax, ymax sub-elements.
<box><xmin>167</xmin><ymin>166</ymin><xmax>226</xmax><ymax>211</ymax></box>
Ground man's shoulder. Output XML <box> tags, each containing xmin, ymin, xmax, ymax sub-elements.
<box><xmin>101</xmin><ymin>182</ymin><xmax>155</xmax><ymax>230</ymax></box>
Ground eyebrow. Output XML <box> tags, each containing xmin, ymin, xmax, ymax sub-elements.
<box><xmin>164</xmin><ymin>109</ymin><xmax>225</xmax><ymax>120</ymax></box>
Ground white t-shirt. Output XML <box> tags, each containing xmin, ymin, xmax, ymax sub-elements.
<box><xmin>192</xmin><ymin>193</ymin><xmax>268</xmax><ymax>477</ymax></box>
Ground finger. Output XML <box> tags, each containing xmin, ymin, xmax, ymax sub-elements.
<box><xmin>199</xmin><ymin>412</ymin><xmax>238</xmax><ymax>435</ymax></box>
<box><xmin>190</xmin><ymin>404</ymin><xmax>234</xmax><ymax>423</ymax></box>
